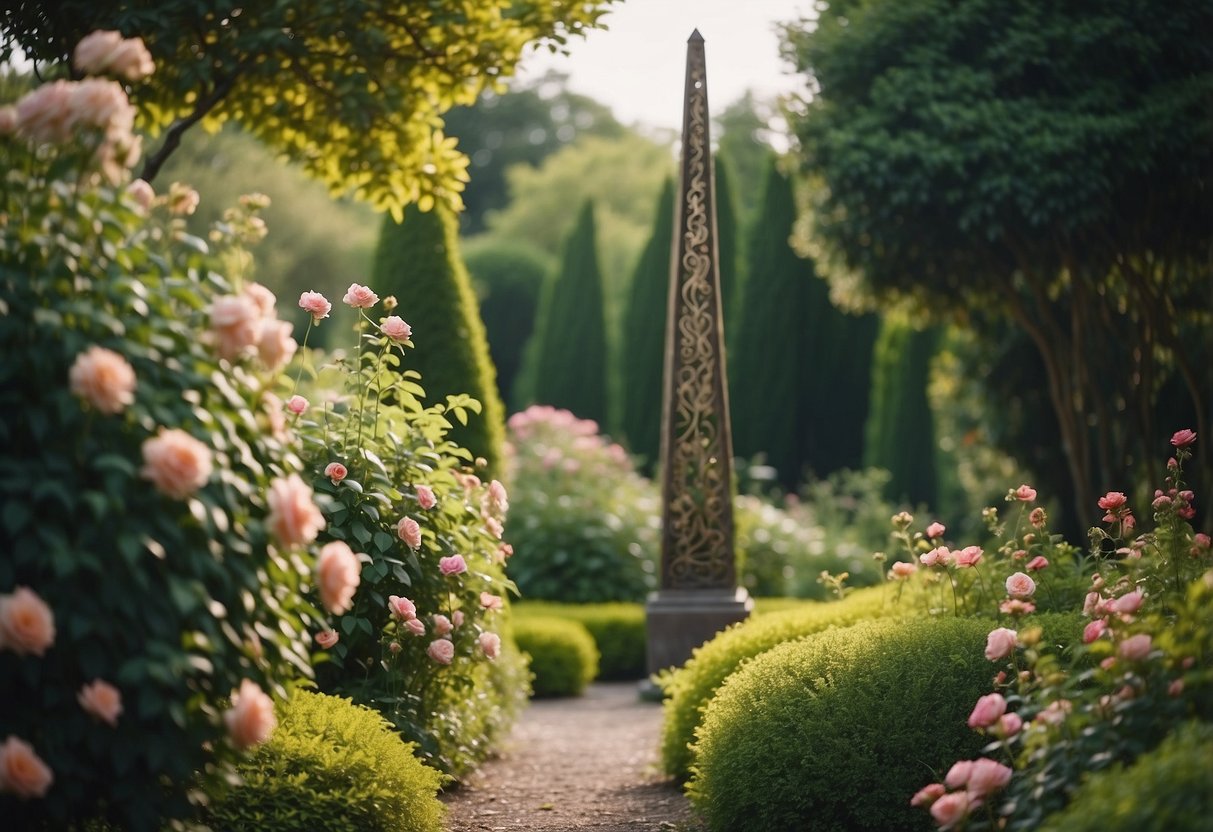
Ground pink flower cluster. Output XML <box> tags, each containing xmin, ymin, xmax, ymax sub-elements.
<box><xmin>912</xmin><ymin>757</ymin><xmax>1013</xmax><ymax>829</ymax></box>
<box><xmin>315</xmin><ymin>541</ymin><xmax>361</xmax><ymax>615</ymax></box>
<box><xmin>209</xmin><ymin>283</ymin><xmax>297</xmax><ymax>369</ymax></box>
<box><xmin>73</xmin><ymin>30</ymin><xmax>155</xmax><ymax>82</ymax></box>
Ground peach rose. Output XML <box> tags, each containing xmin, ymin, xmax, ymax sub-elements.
<box><xmin>316</xmin><ymin>541</ymin><xmax>361</xmax><ymax>614</ymax></box>
<box><xmin>244</xmin><ymin>283</ymin><xmax>276</xmax><ymax>316</ymax></box>
<box><xmin>1004</xmin><ymin>572</ymin><xmax>1036</xmax><ymax>599</ymax></box>
<box><xmin>66</xmin><ymin>78</ymin><xmax>133</xmax><ymax>136</ymax></box>
<box><xmin>925</xmin><ymin>521</ymin><xmax>946</xmax><ymax>539</ymax></box>
<box><xmin>298</xmin><ymin>291</ymin><xmax>332</xmax><ymax>322</ymax></box>
<box><xmin>209</xmin><ymin>293</ymin><xmax>261</xmax><ymax>360</ymax></box>
<box><xmin>15</xmin><ymin>80</ymin><xmax>74</xmax><ymax>143</ymax></box>
<box><xmin>140</xmin><ymin>428</ymin><xmax>212</xmax><ymax>499</ymax></box>
<box><xmin>0</xmin><ymin>735</ymin><xmax>53</xmax><ymax>799</ymax></box>
<box><xmin>396</xmin><ymin>516</ymin><xmax>421</xmax><ymax>550</ymax></box>
<box><xmin>125</xmin><ymin>178</ymin><xmax>154</xmax><ymax>211</ymax></box>
<box><xmin>256</xmin><ymin>318</ymin><xmax>297</xmax><ymax>372</ymax></box>
<box><xmin>891</xmin><ymin>561</ymin><xmax>917</xmax><ymax>579</ymax></box>
<box><xmin>485</xmin><ymin>516</ymin><xmax>504</xmax><ymax>540</ymax></box>
<box><xmin>485</xmin><ymin>480</ymin><xmax>509</xmax><ymax>518</ymax></box>
<box><xmin>920</xmin><ymin>546</ymin><xmax>952</xmax><ymax>567</ymax></box>
<box><xmin>479</xmin><ymin>631</ymin><xmax>501</xmax><ymax>660</ymax></box>
<box><xmin>73</xmin><ymin>30</ymin><xmax>155</xmax><ymax>81</ymax></box>
<box><xmin>953</xmin><ymin>546</ymin><xmax>983</xmax><ymax>568</ymax></box>
<box><xmin>984</xmin><ymin>628</ymin><xmax>1017</xmax><ymax>661</ymax></box>
<box><xmin>224</xmin><ymin>679</ymin><xmax>276</xmax><ymax>750</ymax></box>
<box><xmin>427</xmin><ymin>639</ymin><xmax>454</xmax><ymax>665</ymax></box>
<box><xmin>325</xmin><ymin>462</ymin><xmax>348</xmax><ymax>485</ymax></box>
<box><xmin>380</xmin><ymin>315</ymin><xmax>412</xmax><ymax>342</ymax></box>
<box><xmin>77</xmin><ymin>679</ymin><xmax>122</xmax><ymax>726</ymax></box>
<box><xmin>314</xmin><ymin>630</ymin><xmax>339</xmax><ymax>649</ymax></box>
<box><xmin>266</xmin><ymin>474</ymin><xmax>325</xmax><ymax>547</ymax></box>
<box><xmin>69</xmin><ymin>345</ymin><xmax>136</xmax><ymax>414</ymax></box>
<box><xmin>167</xmin><ymin>182</ymin><xmax>200</xmax><ymax>216</ymax></box>
<box><xmin>342</xmin><ymin>283</ymin><xmax>378</xmax><ymax>308</ymax></box>
<box><xmin>0</xmin><ymin>587</ymin><xmax>55</xmax><ymax>657</ymax></box>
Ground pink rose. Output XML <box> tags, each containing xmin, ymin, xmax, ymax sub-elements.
<box><xmin>1083</xmin><ymin>591</ymin><xmax>1103</xmax><ymax>616</ymax></box>
<box><xmin>298</xmin><ymin>291</ymin><xmax>332</xmax><ymax>323</ymax></box>
<box><xmin>266</xmin><ymin>474</ymin><xmax>325</xmax><ymax>547</ymax></box>
<box><xmin>910</xmin><ymin>782</ymin><xmax>946</xmax><ymax>808</ymax></box>
<box><xmin>141</xmin><ymin>428</ymin><xmax>212</xmax><ymax>499</ymax></box>
<box><xmin>427</xmin><ymin>639</ymin><xmax>454</xmax><ymax>665</ymax></box>
<box><xmin>1113</xmin><ymin>589</ymin><xmax>1144</xmax><ymax>615</ymax></box>
<box><xmin>1014</xmin><ymin>484</ymin><xmax>1037</xmax><ymax>502</ymax></box>
<box><xmin>1118</xmin><ymin>633</ymin><xmax>1152</xmax><ymax>661</ymax></box>
<box><xmin>15</xmin><ymin>80</ymin><xmax>74</xmax><ymax>143</ymax></box>
<box><xmin>1029</xmin><ymin>507</ymin><xmax>1047</xmax><ymax>529</ymax></box>
<box><xmin>452</xmin><ymin>610</ymin><xmax>465</xmax><ymax>627</ymax></box>
<box><xmin>0</xmin><ymin>588</ymin><xmax>55</xmax><ymax>657</ymax></box>
<box><xmin>930</xmin><ymin>791</ymin><xmax>973</xmax><ymax>828</ymax></box>
<box><xmin>397</xmin><ymin>516</ymin><xmax>421</xmax><ymax>550</ymax></box>
<box><xmin>224</xmin><ymin>679</ymin><xmax>276</xmax><ymax>750</ymax></box>
<box><xmin>316</xmin><ymin>541</ymin><xmax>361</xmax><ymax>615</ymax></box>
<box><xmin>891</xmin><ymin>561</ymin><xmax>917</xmax><ymax>579</ymax></box>
<box><xmin>387</xmin><ymin>594</ymin><xmax>416</xmax><ymax>621</ymax></box>
<box><xmin>1026</xmin><ymin>555</ymin><xmax>1049</xmax><ymax>572</ymax></box>
<box><xmin>314</xmin><ymin>630</ymin><xmax>339</xmax><ymax>649</ymax></box>
<box><xmin>479</xmin><ymin>631</ymin><xmax>501</xmax><ymax>660</ymax></box>
<box><xmin>209</xmin><ymin>293</ymin><xmax>261</xmax><ymax>360</ymax></box>
<box><xmin>416</xmin><ymin>485</ymin><xmax>437</xmax><ymax>509</ymax></box>
<box><xmin>388</xmin><ymin>641</ymin><xmax>402</xmax><ymax>654</ymax></box>
<box><xmin>967</xmin><ymin>693</ymin><xmax>1007</xmax><ymax>729</ymax></box>
<box><xmin>286</xmin><ymin>395</ymin><xmax>308</xmax><ymax>415</ymax></box>
<box><xmin>342</xmin><ymin>283</ymin><xmax>379</xmax><ymax>308</ymax></box>
<box><xmin>439</xmin><ymin>555</ymin><xmax>468</xmax><ymax>576</ymax></box>
<box><xmin>485</xmin><ymin>516</ymin><xmax>504</xmax><ymax>540</ymax></box>
<box><xmin>954</xmin><ymin>546</ymin><xmax>983</xmax><ymax>568</ymax></box>
<box><xmin>480</xmin><ymin>592</ymin><xmax>504</xmax><ymax>611</ymax></box>
<box><xmin>244</xmin><ymin>283</ymin><xmax>277</xmax><ymax>316</ymax></box>
<box><xmin>1171</xmin><ymin>428</ymin><xmax>1197</xmax><ymax>448</ymax></box>
<box><xmin>380</xmin><ymin>315</ymin><xmax>412</xmax><ymax>342</ymax></box>
<box><xmin>73</xmin><ymin>30</ymin><xmax>154</xmax><ymax>81</ymax></box>
<box><xmin>77</xmin><ymin>680</ymin><xmax>122</xmax><ymax>726</ymax></box>
<box><xmin>1037</xmin><ymin>699</ymin><xmax>1072</xmax><ymax>726</ymax></box>
<box><xmin>1083</xmin><ymin>619</ymin><xmax>1108</xmax><ymax>644</ymax></box>
<box><xmin>1098</xmin><ymin>491</ymin><xmax>1128</xmax><ymax>511</ymax></box>
<box><xmin>125</xmin><ymin>178</ymin><xmax>154</xmax><ymax>211</ymax></box>
<box><xmin>1005</xmin><ymin>572</ymin><xmax>1036</xmax><ymax>599</ymax></box>
<box><xmin>966</xmin><ymin>758</ymin><xmax>1012</xmax><ymax>798</ymax></box>
<box><xmin>256</xmin><ymin>319</ymin><xmax>297</xmax><ymax>372</ymax></box>
<box><xmin>65</xmin><ymin>78</ymin><xmax>133</xmax><ymax>135</ymax></box>
<box><xmin>485</xmin><ymin>480</ymin><xmax>510</xmax><ymax>518</ymax></box>
<box><xmin>1000</xmin><ymin>599</ymin><xmax>1036</xmax><ymax>616</ymax></box>
<box><xmin>921</xmin><ymin>546</ymin><xmax>952</xmax><ymax>567</ymax></box>
<box><xmin>0</xmin><ymin>736</ymin><xmax>53</xmax><ymax>799</ymax></box>
<box><xmin>325</xmin><ymin>462</ymin><xmax>348</xmax><ymax>485</ymax></box>
<box><xmin>404</xmin><ymin>618</ymin><xmax>426</xmax><ymax>636</ymax></box>
<box><xmin>996</xmin><ymin>712</ymin><xmax>1023</xmax><ymax>737</ymax></box>
<box><xmin>69</xmin><ymin>345</ymin><xmax>136</xmax><ymax>414</ymax></box>
<box><xmin>984</xmin><ymin>628</ymin><xmax>1017</xmax><ymax>661</ymax></box>
<box><xmin>432</xmin><ymin>615</ymin><xmax>453</xmax><ymax>636</ymax></box>
<box><xmin>925</xmin><ymin>522</ymin><xmax>946</xmax><ymax>539</ymax></box>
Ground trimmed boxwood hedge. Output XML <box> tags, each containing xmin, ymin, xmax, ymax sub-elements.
<box><xmin>514</xmin><ymin>616</ymin><xmax>600</xmax><ymax>697</ymax></box>
<box><xmin>205</xmin><ymin>690</ymin><xmax>445</xmax><ymax>832</ymax></box>
<box><xmin>687</xmin><ymin>613</ymin><xmax>1082</xmax><ymax>832</ymax></box>
<box><xmin>515</xmin><ymin>602</ymin><xmax>646</xmax><ymax>680</ymax></box>
<box><xmin>1037</xmin><ymin>721</ymin><xmax>1213</xmax><ymax>832</ymax></box>
<box><xmin>659</xmin><ymin>583</ymin><xmax>919</xmax><ymax>779</ymax></box>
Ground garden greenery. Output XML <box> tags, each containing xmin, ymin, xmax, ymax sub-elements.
<box><xmin>515</xmin><ymin>601</ymin><xmax>647</xmax><ymax>680</ymax></box>
<box><xmin>513</xmin><ymin>617</ymin><xmax>599</xmax><ymax>698</ymax></box>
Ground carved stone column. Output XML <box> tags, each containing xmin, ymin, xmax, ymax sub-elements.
<box><xmin>645</xmin><ymin>30</ymin><xmax>752</xmax><ymax>678</ymax></box>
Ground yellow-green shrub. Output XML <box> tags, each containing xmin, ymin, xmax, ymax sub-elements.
<box><xmin>688</xmin><ymin>614</ymin><xmax>1080</xmax><ymax>832</ymax></box>
<box><xmin>206</xmin><ymin>690</ymin><xmax>445</xmax><ymax>832</ymax></box>
<box><xmin>659</xmin><ymin>583</ymin><xmax>918</xmax><ymax>779</ymax></box>
<box><xmin>515</xmin><ymin>602</ymin><xmax>645</xmax><ymax>679</ymax></box>
<box><xmin>1036</xmin><ymin>721</ymin><xmax>1213</xmax><ymax>832</ymax></box>
<box><xmin>514</xmin><ymin>616</ymin><xmax>599</xmax><ymax>697</ymax></box>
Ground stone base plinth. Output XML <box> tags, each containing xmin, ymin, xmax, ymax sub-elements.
<box><xmin>645</xmin><ymin>587</ymin><xmax>753</xmax><ymax>677</ymax></box>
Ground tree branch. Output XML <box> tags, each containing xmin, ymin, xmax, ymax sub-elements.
<box><xmin>139</xmin><ymin>71</ymin><xmax>238</xmax><ymax>184</ymax></box>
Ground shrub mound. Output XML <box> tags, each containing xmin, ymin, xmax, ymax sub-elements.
<box><xmin>1036</xmin><ymin>721</ymin><xmax>1213</xmax><ymax>832</ymax></box>
<box><xmin>688</xmin><ymin>613</ymin><xmax>1081</xmax><ymax>832</ymax></box>
<box><xmin>515</xmin><ymin>602</ymin><xmax>646</xmax><ymax>680</ymax></box>
<box><xmin>514</xmin><ymin>616</ymin><xmax>599</xmax><ymax>697</ymax></box>
<box><xmin>207</xmin><ymin>690</ymin><xmax>445</xmax><ymax>832</ymax></box>
<box><xmin>659</xmin><ymin>583</ymin><xmax>916</xmax><ymax>779</ymax></box>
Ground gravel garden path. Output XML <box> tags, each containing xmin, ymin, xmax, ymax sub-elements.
<box><xmin>441</xmin><ymin>682</ymin><xmax>705</xmax><ymax>832</ymax></box>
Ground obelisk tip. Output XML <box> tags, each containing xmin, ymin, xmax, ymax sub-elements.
<box><xmin>688</xmin><ymin>28</ymin><xmax>704</xmax><ymax>43</ymax></box>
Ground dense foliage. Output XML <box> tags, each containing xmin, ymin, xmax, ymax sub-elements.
<box><xmin>513</xmin><ymin>617</ymin><xmax>599</xmax><ymax>698</ymax></box>
<box><xmin>1</xmin><ymin>0</ymin><xmax>616</xmax><ymax>217</ymax></box>
<box><xmin>515</xmin><ymin>602</ymin><xmax>647</xmax><ymax>681</ymax></box>
<box><xmin>370</xmin><ymin>203</ymin><xmax>506</xmax><ymax>474</ymax></box>
<box><xmin>206</xmin><ymin>691</ymin><xmax>445</xmax><ymax>832</ymax></box>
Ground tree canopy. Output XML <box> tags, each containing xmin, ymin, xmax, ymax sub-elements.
<box><xmin>783</xmin><ymin>0</ymin><xmax>1213</xmax><ymax>526</ymax></box>
<box><xmin>1</xmin><ymin>0</ymin><xmax>615</xmax><ymax>218</ymax></box>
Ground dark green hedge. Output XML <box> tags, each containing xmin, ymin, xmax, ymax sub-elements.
<box><xmin>515</xmin><ymin>602</ymin><xmax>646</xmax><ymax>680</ymax></box>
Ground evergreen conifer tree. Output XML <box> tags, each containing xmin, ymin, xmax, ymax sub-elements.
<box><xmin>619</xmin><ymin>177</ymin><xmax>675</xmax><ymax>469</ymax></box>
<box><xmin>525</xmin><ymin>200</ymin><xmax>609</xmax><ymax>425</ymax></box>
<box><xmin>370</xmin><ymin>204</ymin><xmax>506</xmax><ymax>473</ymax></box>
<box><xmin>714</xmin><ymin>156</ymin><xmax>742</xmax><ymax>342</ymax></box>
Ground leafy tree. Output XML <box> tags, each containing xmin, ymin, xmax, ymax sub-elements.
<box><xmin>783</xmin><ymin>0</ymin><xmax>1213</xmax><ymax>528</ymax></box>
<box><xmin>443</xmin><ymin>71</ymin><xmax>624</xmax><ymax>234</ymax></box>
<box><xmin>619</xmin><ymin>177</ymin><xmax>674</xmax><ymax>468</ymax></box>
<box><xmin>370</xmin><ymin>204</ymin><xmax>506</xmax><ymax>473</ymax></box>
<box><xmin>1</xmin><ymin>0</ymin><xmax>615</xmax><ymax>217</ymax></box>
<box><xmin>863</xmin><ymin>315</ymin><xmax>939</xmax><ymax>507</ymax></box>
<box><xmin>464</xmin><ymin>237</ymin><xmax>553</xmax><ymax>410</ymax></box>
<box><xmin>525</xmin><ymin>200</ymin><xmax>608</xmax><ymax>424</ymax></box>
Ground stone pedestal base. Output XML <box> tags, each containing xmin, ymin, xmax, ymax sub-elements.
<box><xmin>645</xmin><ymin>587</ymin><xmax>753</xmax><ymax>677</ymax></box>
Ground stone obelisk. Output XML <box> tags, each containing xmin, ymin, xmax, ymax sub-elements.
<box><xmin>645</xmin><ymin>30</ymin><xmax>752</xmax><ymax>678</ymax></box>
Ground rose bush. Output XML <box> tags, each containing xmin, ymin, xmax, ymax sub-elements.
<box><xmin>0</xmin><ymin>42</ymin><xmax>326</xmax><ymax>829</ymax></box>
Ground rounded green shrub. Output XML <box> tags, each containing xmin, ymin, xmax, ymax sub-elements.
<box><xmin>660</xmin><ymin>583</ymin><xmax>918</xmax><ymax>779</ymax></box>
<box><xmin>688</xmin><ymin>613</ymin><xmax>1082</xmax><ymax>832</ymax></box>
<box><xmin>514</xmin><ymin>616</ymin><xmax>599</xmax><ymax>697</ymax></box>
<box><xmin>515</xmin><ymin>602</ymin><xmax>646</xmax><ymax>680</ymax></box>
<box><xmin>206</xmin><ymin>690</ymin><xmax>445</xmax><ymax>832</ymax></box>
<box><xmin>1036</xmin><ymin>721</ymin><xmax>1213</xmax><ymax>832</ymax></box>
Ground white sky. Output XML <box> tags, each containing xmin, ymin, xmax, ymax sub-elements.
<box><xmin>515</xmin><ymin>0</ymin><xmax>816</xmax><ymax>133</ymax></box>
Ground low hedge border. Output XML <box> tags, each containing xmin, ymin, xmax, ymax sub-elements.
<box><xmin>514</xmin><ymin>601</ymin><xmax>646</xmax><ymax>680</ymax></box>
<box><xmin>513</xmin><ymin>616</ymin><xmax>600</xmax><ymax>697</ymax></box>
